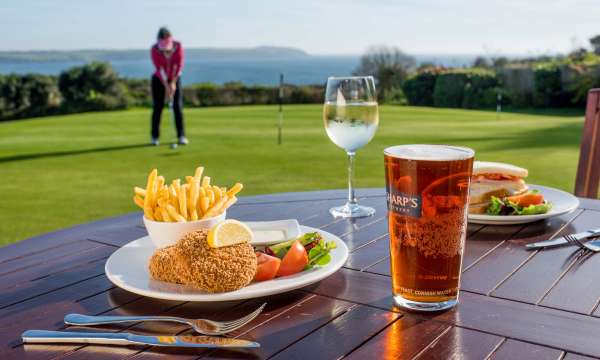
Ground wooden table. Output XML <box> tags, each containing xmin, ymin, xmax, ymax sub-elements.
<box><xmin>2</xmin><ymin>189</ymin><xmax>600</xmax><ymax>359</ymax></box>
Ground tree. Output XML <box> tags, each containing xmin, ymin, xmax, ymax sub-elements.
<box><xmin>472</xmin><ymin>56</ymin><xmax>490</xmax><ymax>68</ymax></box>
<box><xmin>353</xmin><ymin>45</ymin><xmax>416</xmax><ymax>101</ymax></box>
<box><xmin>590</xmin><ymin>35</ymin><xmax>600</xmax><ymax>55</ymax></box>
<box><xmin>58</xmin><ymin>62</ymin><xmax>128</xmax><ymax>112</ymax></box>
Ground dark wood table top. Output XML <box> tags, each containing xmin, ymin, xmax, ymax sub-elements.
<box><xmin>2</xmin><ymin>188</ymin><xmax>600</xmax><ymax>359</ymax></box>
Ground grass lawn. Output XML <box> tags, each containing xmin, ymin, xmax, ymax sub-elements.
<box><xmin>0</xmin><ymin>105</ymin><xmax>584</xmax><ymax>245</ymax></box>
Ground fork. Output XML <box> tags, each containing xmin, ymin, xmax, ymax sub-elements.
<box><xmin>64</xmin><ymin>303</ymin><xmax>266</xmax><ymax>335</ymax></box>
<box><xmin>564</xmin><ymin>234</ymin><xmax>600</xmax><ymax>253</ymax></box>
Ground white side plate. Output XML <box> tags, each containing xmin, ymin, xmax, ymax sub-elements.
<box><xmin>468</xmin><ymin>184</ymin><xmax>579</xmax><ymax>225</ymax></box>
<box><xmin>105</xmin><ymin>225</ymin><xmax>348</xmax><ymax>302</ymax></box>
<box><xmin>246</xmin><ymin>219</ymin><xmax>301</xmax><ymax>246</ymax></box>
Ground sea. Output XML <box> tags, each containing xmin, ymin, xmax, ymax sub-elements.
<box><xmin>0</xmin><ymin>54</ymin><xmax>479</xmax><ymax>86</ymax></box>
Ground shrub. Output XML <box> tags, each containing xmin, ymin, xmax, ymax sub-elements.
<box><xmin>433</xmin><ymin>72</ymin><xmax>469</xmax><ymax>108</ymax></box>
<box><xmin>58</xmin><ymin>62</ymin><xmax>128</xmax><ymax>112</ymax></box>
<box><xmin>533</xmin><ymin>66</ymin><xmax>563</xmax><ymax>107</ymax></box>
<box><xmin>121</xmin><ymin>78</ymin><xmax>151</xmax><ymax>107</ymax></box>
<box><xmin>462</xmin><ymin>72</ymin><xmax>499</xmax><ymax>108</ymax></box>
<box><xmin>0</xmin><ymin>74</ymin><xmax>61</xmax><ymax>120</ymax></box>
<box><xmin>402</xmin><ymin>71</ymin><xmax>438</xmax><ymax>106</ymax></box>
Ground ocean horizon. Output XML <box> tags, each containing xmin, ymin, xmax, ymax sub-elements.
<box><xmin>0</xmin><ymin>51</ymin><xmax>488</xmax><ymax>85</ymax></box>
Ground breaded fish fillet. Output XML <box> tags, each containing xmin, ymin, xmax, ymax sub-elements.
<box><xmin>148</xmin><ymin>245</ymin><xmax>193</xmax><ymax>284</ymax></box>
<box><xmin>148</xmin><ymin>229</ymin><xmax>257</xmax><ymax>293</ymax></box>
<box><xmin>174</xmin><ymin>229</ymin><xmax>257</xmax><ymax>293</ymax></box>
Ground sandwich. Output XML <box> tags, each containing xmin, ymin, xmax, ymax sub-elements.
<box><xmin>469</xmin><ymin>161</ymin><xmax>529</xmax><ymax>214</ymax></box>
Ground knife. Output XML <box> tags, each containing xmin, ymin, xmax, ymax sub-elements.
<box><xmin>525</xmin><ymin>228</ymin><xmax>600</xmax><ymax>250</ymax></box>
<box><xmin>22</xmin><ymin>330</ymin><xmax>260</xmax><ymax>348</ymax></box>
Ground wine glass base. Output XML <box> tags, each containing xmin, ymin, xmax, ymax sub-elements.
<box><xmin>329</xmin><ymin>203</ymin><xmax>375</xmax><ymax>219</ymax></box>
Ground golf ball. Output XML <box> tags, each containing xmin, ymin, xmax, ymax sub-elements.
<box><xmin>170</xmin><ymin>143</ymin><xmax>178</xmax><ymax>149</ymax></box>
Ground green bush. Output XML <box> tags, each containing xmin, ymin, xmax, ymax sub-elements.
<box><xmin>433</xmin><ymin>73</ymin><xmax>469</xmax><ymax>108</ymax></box>
<box><xmin>403</xmin><ymin>71</ymin><xmax>438</xmax><ymax>106</ymax></box>
<box><xmin>0</xmin><ymin>74</ymin><xmax>61</xmax><ymax>120</ymax></box>
<box><xmin>58</xmin><ymin>62</ymin><xmax>128</xmax><ymax>112</ymax></box>
<box><xmin>533</xmin><ymin>66</ymin><xmax>563</xmax><ymax>107</ymax></box>
<box><xmin>462</xmin><ymin>72</ymin><xmax>499</xmax><ymax>108</ymax></box>
<box><xmin>121</xmin><ymin>78</ymin><xmax>151</xmax><ymax>107</ymax></box>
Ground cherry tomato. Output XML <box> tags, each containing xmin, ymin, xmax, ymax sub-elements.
<box><xmin>277</xmin><ymin>240</ymin><xmax>308</xmax><ymax>277</ymax></box>
<box><xmin>254</xmin><ymin>252</ymin><xmax>281</xmax><ymax>282</ymax></box>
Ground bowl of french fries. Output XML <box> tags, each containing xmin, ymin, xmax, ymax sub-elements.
<box><xmin>133</xmin><ymin>166</ymin><xmax>243</xmax><ymax>248</ymax></box>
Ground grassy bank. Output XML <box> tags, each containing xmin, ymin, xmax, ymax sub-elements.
<box><xmin>0</xmin><ymin>105</ymin><xmax>583</xmax><ymax>245</ymax></box>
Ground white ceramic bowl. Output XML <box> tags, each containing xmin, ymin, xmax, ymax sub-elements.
<box><xmin>143</xmin><ymin>211</ymin><xmax>226</xmax><ymax>248</ymax></box>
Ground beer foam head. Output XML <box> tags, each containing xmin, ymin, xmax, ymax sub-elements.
<box><xmin>384</xmin><ymin>144</ymin><xmax>474</xmax><ymax>161</ymax></box>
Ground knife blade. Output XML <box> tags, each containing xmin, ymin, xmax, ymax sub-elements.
<box><xmin>525</xmin><ymin>228</ymin><xmax>600</xmax><ymax>250</ymax></box>
<box><xmin>22</xmin><ymin>330</ymin><xmax>260</xmax><ymax>348</ymax></box>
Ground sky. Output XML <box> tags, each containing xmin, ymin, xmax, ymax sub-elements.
<box><xmin>2</xmin><ymin>0</ymin><xmax>600</xmax><ymax>55</ymax></box>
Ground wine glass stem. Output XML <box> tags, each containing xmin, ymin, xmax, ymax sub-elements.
<box><xmin>347</xmin><ymin>151</ymin><xmax>357</xmax><ymax>205</ymax></box>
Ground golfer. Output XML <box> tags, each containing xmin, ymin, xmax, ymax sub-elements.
<box><xmin>150</xmin><ymin>27</ymin><xmax>187</xmax><ymax>146</ymax></box>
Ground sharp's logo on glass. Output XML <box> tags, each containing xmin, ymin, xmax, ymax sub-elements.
<box><xmin>386</xmin><ymin>189</ymin><xmax>422</xmax><ymax>218</ymax></box>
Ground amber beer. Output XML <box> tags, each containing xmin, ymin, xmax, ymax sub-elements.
<box><xmin>384</xmin><ymin>145</ymin><xmax>474</xmax><ymax>311</ymax></box>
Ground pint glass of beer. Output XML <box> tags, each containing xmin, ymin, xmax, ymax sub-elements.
<box><xmin>384</xmin><ymin>144</ymin><xmax>474</xmax><ymax>311</ymax></box>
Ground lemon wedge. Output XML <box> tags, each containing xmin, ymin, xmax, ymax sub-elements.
<box><xmin>207</xmin><ymin>219</ymin><xmax>253</xmax><ymax>248</ymax></box>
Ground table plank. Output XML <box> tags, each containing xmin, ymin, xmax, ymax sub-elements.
<box><xmin>304</xmin><ymin>268</ymin><xmax>396</xmax><ymax>312</ymax></box>
<box><xmin>432</xmin><ymin>291</ymin><xmax>600</xmax><ymax>357</ymax></box>
<box><xmin>269</xmin><ymin>305</ymin><xmax>398</xmax><ymax>360</ymax></box>
<box><xmin>0</xmin><ymin>213</ymin><xmax>140</xmax><ymax>263</ymax></box>
<box><xmin>415</xmin><ymin>326</ymin><xmax>503</xmax><ymax>360</ymax></box>
<box><xmin>345</xmin><ymin>314</ymin><xmax>450</xmax><ymax>359</ymax></box>
<box><xmin>492</xmin><ymin>209</ymin><xmax>600</xmax><ymax>308</ymax></box>
<box><xmin>345</xmin><ymin>235</ymin><xmax>389</xmax><ymax>271</ymax></box>
<box><xmin>490</xmin><ymin>339</ymin><xmax>563</xmax><ymax>360</ymax></box>
<box><xmin>461</xmin><ymin>209</ymin><xmax>581</xmax><ymax>295</ymax></box>
<box><xmin>0</xmin><ymin>245</ymin><xmax>114</xmax><ymax>309</ymax></box>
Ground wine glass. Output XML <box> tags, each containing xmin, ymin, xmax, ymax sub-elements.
<box><xmin>323</xmin><ymin>76</ymin><xmax>379</xmax><ymax>218</ymax></box>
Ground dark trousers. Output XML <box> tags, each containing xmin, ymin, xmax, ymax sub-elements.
<box><xmin>151</xmin><ymin>75</ymin><xmax>185</xmax><ymax>139</ymax></box>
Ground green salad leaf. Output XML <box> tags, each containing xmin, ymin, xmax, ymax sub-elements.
<box><xmin>306</xmin><ymin>239</ymin><xmax>337</xmax><ymax>269</ymax></box>
<box><xmin>486</xmin><ymin>196</ymin><xmax>504</xmax><ymax>215</ymax></box>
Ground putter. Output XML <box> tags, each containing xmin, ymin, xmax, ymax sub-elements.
<box><xmin>167</xmin><ymin>100</ymin><xmax>178</xmax><ymax>149</ymax></box>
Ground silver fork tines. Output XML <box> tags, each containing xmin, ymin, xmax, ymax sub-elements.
<box><xmin>564</xmin><ymin>235</ymin><xmax>600</xmax><ymax>253</ymax></box>
<box><xmin>64</xmin><ymin>302</ymin><xmax>266</xmax><ymax>335</ymax></box>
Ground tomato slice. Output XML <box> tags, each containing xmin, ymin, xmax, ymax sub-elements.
<box><xmin>507</xmin><ymin>193</ymin><xmax>544</xmax><ymax>207</ymax></box>
<box><xmin>277</xmin><ymin>240</ymin><xmax>308</xmax><ymax>277</ymax></box>
<box><xmin>254</xmin><ymin>252</ymin><xmax>281</xmax><ymax>282</ymax></box>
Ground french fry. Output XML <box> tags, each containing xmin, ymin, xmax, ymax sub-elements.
<box><xmin>205</xmin><ymin>187</ymin><xmax>215</xmax><ymax>208</ymax></box>
<box><xmin>166</xmin><ymin>204</ymin><xmax>186</xmax><ymax>222</ymax></box>
<box><xmin>193</xmin><ymin>166</ymin><xmax>204</xmax><ymax>182</ymax></box>
<box><xmin>153</xmin><ymin>207</ymin><xmax>163</xmax><ymax>221</ymax></box>
<box><xmin>143</xmin><ymin>169</ymin><xmax>157</xmax><ymax>220</ymax></box>
<box><xmin>134</xmin><ymin>165</ymin><xmax>244</xmax><ymax>222</ymax></box>
<box><xmin>189</xmin><ymin>180</ymin><xmax>200</xmax><ymax>216</ymax></box>
<box><xmin>212</xmin><ymin>185</ymin><xmax>222</xmax><ymax>203</ymax></box>
<box><xmin>179</xmin><ymin>184</ymin><xmax>189</xmax><ymax>220</ymax></box>
<box><xmin>223</xmin><ymin>195</ymin><xmax>237</xmax><ymax>210</ymax></box>
<box><xmin>200</xmin><ymin>196</ymin><xmax>210</xmax><ymax>214</ymax></box>
<box><xmin>201</xmin><ymin>176</ymin><xmax>211</xmax><ymax>188</ymax></box>
<box><xmin>227</xmin><ymin>183</ymin><xmax>243</xmax><ymax>197</ymax></box>
<box><xmin>157</xmin><ymin>199</ymin><xmax>172</xmax><ymax>222</ymax></box>
<box><xmin>133</xmin><ymin>195</ymin><xmax>144</xmax><ymax>208</ymax></box>
<box><xmin>202</xmin><ymin>195</ymin><xmax>228</xmax><ymax>219</ymax></box>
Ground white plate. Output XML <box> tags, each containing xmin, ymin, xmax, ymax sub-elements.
<box><xmin>105</xmin><ymin>225</ymin><xmax>348</xmax><ymax>302</ymax></box>
<box><xmin>468</xmin><ymin>184</ymin><xmax>579</xmax><ymax>225</ymax></box>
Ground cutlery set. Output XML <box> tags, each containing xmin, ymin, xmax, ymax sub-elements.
<box><xmin>22</xmin><ymin>303</ymin><xmax>266</xmax><ymax>349</ymax></box>
<box><xmin>526</xmin><ymin>228</ymin><xmax>600</xmax><ymax>251</ymax></box>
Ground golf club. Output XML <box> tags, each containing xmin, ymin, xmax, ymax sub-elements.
<box><xmin>167</xmin><ymin>100</ymin><xmax>178</xmax><ymax>149</ymax></box>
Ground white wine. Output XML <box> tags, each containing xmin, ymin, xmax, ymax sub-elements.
<box><xmin>323</xmin><ymin>102</ymin><xmax>379</xmax><ymax>152</ymax></box>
